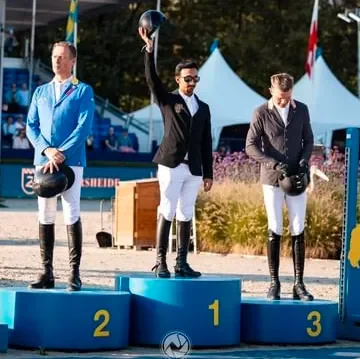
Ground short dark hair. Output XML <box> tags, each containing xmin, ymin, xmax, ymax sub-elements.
<box><xmin>270</xmin><ymin>73</ymin><xmax>294</xmax><ymax>92</ymax></box>
<box><xmin>52</xmin><ymin>41</ymin><xmax>77</xmax><ymax>59</ymax></box>
<box><xmin>175</xmin><ymin>59</ymin><xmax>198</xmax><ymax>76</ymax></box>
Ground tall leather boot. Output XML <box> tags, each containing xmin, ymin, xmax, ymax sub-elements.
<box><xmin>292</xmin><ymin>232</ymin><xmax>314</xmax><ymax>301</ymax></box>
<box><xmin>151</xmin><ymin>214</ymin><xmax>172</xmax><ymax>278</ymax></box>
<box><xmin>67</xmin><ymin>218</ymin><xmax>83</xmax><ymax>291</ymax></box>
<box><xmin>29</xmin><ymin>223</ymin><xmax>55</xmax><ymax>289</ymax></box>
<box><xmin>174</xmin><ymin>220</ymin><xmax>201</xmax><ymax>278</ymax></box>
<box><xmin>266</xmin><ymin>230</ymin><xmax>281</xmax><ymax>300</ymax></box>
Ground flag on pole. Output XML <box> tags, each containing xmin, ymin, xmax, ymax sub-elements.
<box><xmin>305</xmin><ymin>0</ymin><xmax>319</xmax><ymax>79</ymax></box>
<box><xmin>66</xmin><ymin>0</ymin><xmax>79</xmax><ymax>45</ymax></box>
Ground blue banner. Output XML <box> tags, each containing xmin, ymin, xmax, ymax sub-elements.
<box><xmin>0</xmin><ymin>164</ymin><xmax>156</xmax><ymax>199</ymax></box>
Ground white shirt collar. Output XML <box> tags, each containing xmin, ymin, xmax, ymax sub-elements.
<box><xmin>179</xmin><ymin>89</ymin><xmax>195</xmax><ymax>103</ymax></box>
<box><xmin>273</xmin><ymin>100</ymin><xmax>289</xmax><ymax>112</ymax></box>
<box><xmin>52</xmin><ymin>75</ymin><xmax>74</xmax><ymax>85</ymax></box>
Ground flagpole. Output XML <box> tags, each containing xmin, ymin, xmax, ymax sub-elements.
<box><xmin>29</xmin><ymin>0</ymin><xmax>36</xmax><ymax>100</ymax></box>
<box><xmin>73</xmin><ymin>20</ymin><xmax>77</xmax><ymax>77</ymax></box>
<box><xmin>66</xmin><ymin>0</ymin><xmax>78</xmax><ymax>77</ymax></box>
<box><xmin>305</xmin><ymin>0</ymin><xmax>318</xmax><ymax>125</ymax></box>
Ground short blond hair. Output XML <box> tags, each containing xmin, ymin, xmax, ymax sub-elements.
<box><xmin>51</xmin><ymin>41</ymin><xmax>77</xmax><ymax>59</ymax></box>
<box><xmin>270</xmin><ymin>73</ymin><xmax>294</xmax><ymax>92</ymax></box>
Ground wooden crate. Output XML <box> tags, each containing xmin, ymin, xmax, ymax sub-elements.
<box><xmin>114</xmin><ymin>178</ymin><xmax>160</xmax><ymax>249</ymax></box>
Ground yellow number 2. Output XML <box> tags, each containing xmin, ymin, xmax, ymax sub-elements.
<box><xmin>306</xmin><ymin>311</ymin><xmax>321</xmax><ymax>337</ymax></box>
<box><xmin>208</xmin><ymin>299</ymin><xmax>219</xmax><ymax>326</ymax></box>
<box><xmin>93</xmin><ymin>309</ymin><xmax>110</xmax><ymax>337</ymax></box>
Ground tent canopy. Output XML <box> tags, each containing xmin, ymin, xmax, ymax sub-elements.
<box><xmin>131</xmin><ymin>47</ymin><xmax>266</xmax><ymax>148</ymax></box>
<box><xmin>293</xmin><ymin>55</ymin><xmax>360</xmax><ymax>147</ymax></box>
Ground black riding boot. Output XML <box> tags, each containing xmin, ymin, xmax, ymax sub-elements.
<box><xmin>267</xmin><ymin>230</ymin><xmax>281</xmax><ymax>300</ymax></box>
<box><xmin>151</xmin><ymin>214</ymin><xmax>172</xmax><ymax>278</ymax></box>
<box><xmin>174</xmin><ymin>220</ymin><xmax>201</xmax><ymax>278</ymax></box>
<box><xmin>292</xmin><ymin>232</ymin><xmax>314</xmax><ymax>301</ymax></box>
<box><xmin>67</xmin><ymin>218</ymin><xmax>83</xmax><ymax>291</ymax></box>
<box><xmin>29</xmin><ymin>223</ymin><xmax>55</xmax><ymax>289</ymax></box>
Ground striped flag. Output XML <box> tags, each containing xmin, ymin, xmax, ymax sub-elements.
<box><xmin>305</xmin><ymin>0</ymin><xmax>319</xmax><ymax>79</ymax></box>
<box><xmin>66</xmin><ymin>0</ymin><xmax>79</xmax><ymax>45</ymax></box>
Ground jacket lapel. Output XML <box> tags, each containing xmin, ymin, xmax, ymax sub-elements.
<box><xmin>192</xmin><ymin>94</ymin><xmax>203</xmax><ymax>119</ymax></box>
<box><xmin>285</xmin><ymin>99</ymin><xmax>297</xmax><ymax>127</ymax></box>
<box><xmin>173</xmin><ymin>90</ymin><xmax>192</xmax><ymax>118</ymax></box>
<box><xmin>267</xmin><ymin>99</ymin><xmax>297</xmax><ymax>128</ymax></box>
<box><xmin>45</xmin><ymin>83</ymin><xmax>55</xmax><ymax>109</ymax></box>
<box><xmin>54</xmin><ymin>77</ymin><xmax>79</xmax><ymax>107</ymax></box>
<box><xmin>267</xmin><ymin>100</ymin><xmax>285</xmax><ymax>128</ymax></box>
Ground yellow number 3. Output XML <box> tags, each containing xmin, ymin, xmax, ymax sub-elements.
<box><xmin>306</xmin><ymin>311</ymin><xmax>321</xmax><ymax>337</ymax></box>
<box><xmin>93</xmin><ymin>309</ymin><xmax>110</xmax><ymax>337</ymax></box>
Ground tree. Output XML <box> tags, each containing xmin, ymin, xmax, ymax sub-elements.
<box><xmin>34</xmin><ymin>0</ymin><xmax>359</xmax><ymax>112</ymax></box>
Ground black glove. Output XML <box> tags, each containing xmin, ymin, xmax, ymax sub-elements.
<box><xmin>298</xmin><ymin>159</ymin><xmax>309</xmax><ymax>174</ymax></box>
<box><xmin>299</xmin><ymin>159</ymin><xmax>310</xmax><ymax>183</ymax></box>
<box><xmin>274</xmin><ymin>162</ymin><xmax>289</xmax><ymax>176</ymax></box>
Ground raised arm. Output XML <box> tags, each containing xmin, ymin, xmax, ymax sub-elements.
<box><xmin>144</xmin><ymin>50</ymin><xmax>169</xmax><ymax>105</ymax></box>
<box><xmin>139</xmin><ymin>26</ymin><xmax>168</xmax><ymax>106</ymax></box>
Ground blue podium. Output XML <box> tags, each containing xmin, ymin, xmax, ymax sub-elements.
<box><xmin>115</xmin><ymin>272</ymin><xmax>241</xmax><ymax>348</ymax></box>
<box><xmin>241</xmin><ymin>298</ymin><xmax>338</xmax><ymax>344</ymax></box>
<box><xmin>0</xmin><ymin>324</ymin><xmax>8</xmax><ymax>353</ymax></box>
<box><xmin>0</xmin><ymin>287</ymin><xmax>130</xmax><ymax>350</ymax></box>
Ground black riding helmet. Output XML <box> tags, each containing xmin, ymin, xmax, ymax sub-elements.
<box><xmin>279</xmin><ymin>172</ymin><xmax>309</xmax><ymax>196</ymax></box>
<box><xmin>139</xmin><ymin>10</ymin><xmax>167</xmax><ymax>39</ymax></box>
<box><xmin>32</xmin><ymin>164</ymin><xmax>75</xmax><ymax>198</ymax></box>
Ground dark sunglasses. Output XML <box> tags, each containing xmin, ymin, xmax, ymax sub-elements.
<box><xmin>181</xmin><ymin>76</ymin><xmax>200</xmax><ymax>83</ymax></box>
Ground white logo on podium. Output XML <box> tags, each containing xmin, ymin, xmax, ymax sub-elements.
<box><xmin>161</xmin><ymin>331</ymin><xmax>191</xmax><ymax>358</ymax></box>
<box><xmin>21</xmin><ymin>168</ymin><xmax>35</xmax><ymax>196</ymax></box>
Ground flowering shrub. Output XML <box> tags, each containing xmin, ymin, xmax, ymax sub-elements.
<box><xmin>196</xmin><ymin>152</ymin><xmax>351</xmax><ymax>259</ymax></box>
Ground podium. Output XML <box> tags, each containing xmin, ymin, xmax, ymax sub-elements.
<box><xmin>114</xmin><ymin>178</ymin><xmax>160</xmax><ymax>249</ymax></box>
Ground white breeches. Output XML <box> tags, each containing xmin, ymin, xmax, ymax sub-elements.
<box><xmin>37</xmin><ymin>166</ymin><xmax>83</xmax><ymax>225</ymax></box>
<box><xmin>262</xmin><ymin>184</ymin><xmax>307</xmax><ymax>236</ymax></box>
<box><xmin>157</xmin><ymin>164</ymin><xmax>203</xmax><ymax>222</ymax></box>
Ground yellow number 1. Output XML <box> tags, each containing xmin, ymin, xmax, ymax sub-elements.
<box><xmin>306</xmin><ymin>310</ymin><xmax>321</xmax><ymax>337</ymax></box>
<box><xmin>208</xmin><ymin>299</ymin><xmax>219</xmax><ymax>326</ymax></box>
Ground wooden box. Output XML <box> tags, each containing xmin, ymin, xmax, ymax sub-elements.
<box><xmin>114</xmin><ymin>178</ymin><xmax>160</xmax><ymax>249</ymax></box>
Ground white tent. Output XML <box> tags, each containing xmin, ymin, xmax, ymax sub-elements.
<box><xmin>293</xmin><ymin>55</ymin><xmax>360</xmax><ymax>148</ymax></box>
<box><xmin>130</xmin><ymin>48</ymin><xmax>266</xmax><ymax>150</ymax></box>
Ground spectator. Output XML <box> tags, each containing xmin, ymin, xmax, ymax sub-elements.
<box><xmin>118</xmin><ymin>128</ymin><xmax>136</xmax><ymax>153</ymax></box>
<box><xmin>86</xmin><ymin>135</ymin><xmax>94</xmax><ymax>151</ymax></box>
<box><xmin>4</xmin><ymin>83</ymin><xmax>20</xmax><ymax>113</ymax></box>
<box><xmin>2</xmin><ymin>115</ymin><xmax>17</xmax><ymax>147</ymax></box>
<box><xmin>13</xmin><ymin>129</ymin><xmax>30</xmax><ymax>149</ymax></box>
<box><xmin>15</xmin><ymin>114</ymin><xmax>26</xmax><ymax>133</ymax></box>
<box><xmin>18</xmin><ymin>83</ymin><xmax>30</xmax><ymax>114</ymax></box>
<box><xmin>4</xmin><ymin>28</ymin><xmax>19</xmax><ymax>56</ymax></box>
<box><xmin>103</xmin><ymin>127</ymin><xmax>118</xmax><ymax>151</ymax></box>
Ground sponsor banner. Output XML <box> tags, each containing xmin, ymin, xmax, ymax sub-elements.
<box><xmin>1</xmin><ymin>164</ymin><xmax>156</xmax><ymax>199</ymax></box>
